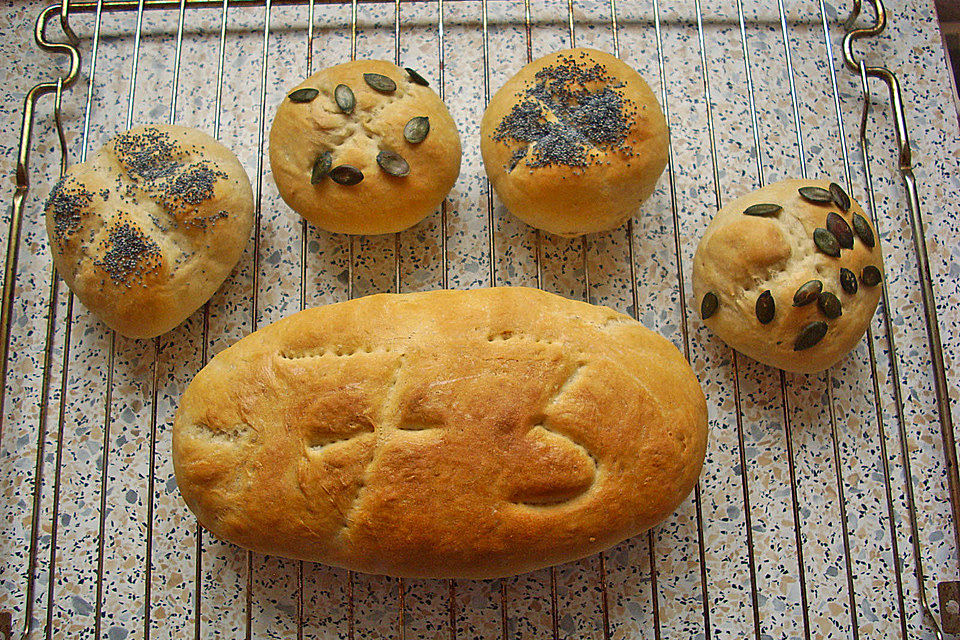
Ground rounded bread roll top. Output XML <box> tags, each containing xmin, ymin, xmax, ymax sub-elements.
<box><xmin>692</xmin><ymin>178</ymin><xmax>883</xmax><ymax>374</ymax></box>
<box><xmin>480</xmin><ymin>47</ymin><xmax>668</xmax><ymax>237</ymax></box>
<box><xmin>44</xmin><ymin>124</ymin><xmax>254</xmax><ymax>339</ymax></box>
<box><xmin>269</xmin><ymin>60</ymin><xmax>462</xmax><ymax>235</ymax></box>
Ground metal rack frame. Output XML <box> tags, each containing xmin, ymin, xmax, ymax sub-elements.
<box><xmin>2</xmin><ymin>0</ymin><xmax>958</xmax><ymax>637</ymax></box>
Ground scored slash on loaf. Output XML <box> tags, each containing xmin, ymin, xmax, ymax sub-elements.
<box><xmin>172</xmin><ymin>287</ymin><xmax>708</xmax><ymax>579</ymax></box>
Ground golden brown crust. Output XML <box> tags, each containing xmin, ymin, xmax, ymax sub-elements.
<box><xmin>480</xmin><ymin>48</ymin><xmax>668</xmax><ymax>237</ymax></box>
<box><xmin>44</xmin><ymin>124</ymin><xmax>254</xmax><ymax>339</ymax></box>
<box><xmin>269</xmin><ymin>60</ymin><xmax>462</xmax><ymax>235</ymax></box>
<box><xmin>173</xmin><ymin>287</ymin><xmax>708</xmax><ymax>579</ymax></box>
<box><xmin>692</xmin><ymin>178</ymin><xmax>884</xmax><ymax>373</ymax></box>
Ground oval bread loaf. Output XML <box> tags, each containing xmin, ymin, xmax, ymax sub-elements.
<box><xmin>173</xmin><ymin>287</ymin><xmax>708</xmax><ymax>579</ymax></box>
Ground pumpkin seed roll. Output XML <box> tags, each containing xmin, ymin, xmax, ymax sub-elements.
<box><xmin>269</xmin><ymin>60</ymin><xmax>462</xmax><ymax>235</ymax></box>
<box><xmin>480</xmin><ymin>48</ymin><xmax>668</xmax><ymax>237</ymax></box>
<box><xmin>692</xmin><ymin>178</ymin><xmax>883</xmax><ymax>373</ymax></box>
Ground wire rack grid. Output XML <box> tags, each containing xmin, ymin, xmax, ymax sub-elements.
<box><xmin>1</xmin><ymin>0</ymin><xmax>959</xmax><ymax>639</ymax></box>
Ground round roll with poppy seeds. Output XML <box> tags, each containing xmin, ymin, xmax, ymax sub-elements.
<box><xmin>269</xmin><ymin>60</ymin><xmax>462</xmax><ymax>235</ymax></box>
<box><xmin>692</xmin><ymin>178</ymin><xmax>883</xmax><ymax>374</ymax></box>
<box><xmin>480</xmin><ymin>48</ymin><xmax>668</xmax><ymax>237</ymax></box>
<box><xmin>44</xmin><ymin>124</ymin><xmax>254</xmax><ymax>339</ymax></box>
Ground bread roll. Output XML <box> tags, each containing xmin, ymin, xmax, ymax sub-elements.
<box><xmin>173</xmin><ymin>287</ymin><xmax>707</xmax><ymax>579</ymax></box>
<box><xmin>269</xmin><ymin>60</ymin><xmax>461</xmax><ymax>235</ymax></box>
<box><xmin>692</xmin><ymin>178</ymin><xmax>883</xmax><ymax>373</ymax></box>
<box><xmin>44</xmin><ymin>124</ymin><xmax>254</xmax><ymax>339</ymax></box>
<box><xmin>480</xmin><ymin>48</ymin><xmax>668</xmax><ymax>237</ymax></box>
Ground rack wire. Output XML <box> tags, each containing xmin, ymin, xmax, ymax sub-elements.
<box><xmin>2</xmin><ymin>0</ymin><xmax>959</xmax><ymax>638</ymax></box>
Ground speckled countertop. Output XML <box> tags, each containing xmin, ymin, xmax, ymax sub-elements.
<box><xmin>1</xmin><ymin>1</ymin><xmax>959</xmax><ymax>639</ymax></box>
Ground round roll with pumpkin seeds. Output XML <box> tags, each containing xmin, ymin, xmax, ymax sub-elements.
<box><xmin>692</xmin><ymin>178</ymin><xmax>883</xmax><ymax>374</ymax></box>
<box><xmin>269</xmin><ymin>60</ymin><xmax>462</xmax><ymax>235</ymax></box>
<box><xmin>480</xmin><ymin>48</ymin><xmax>668</xmax><ymax>237</ymax></box>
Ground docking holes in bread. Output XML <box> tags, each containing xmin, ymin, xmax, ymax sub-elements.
<box><xmin>173</xmin><ymin>287</ymin><xmax>707</xmax><ymax>579</ymax></box>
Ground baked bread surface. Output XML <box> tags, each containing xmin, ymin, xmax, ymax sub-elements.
<box><xmin>173</xmin><ymin>287</ymin><xmax>707</xmax><ymax>579</ymax></box>
<box><xmin>480</xmin><ymin>48</ymin><xmax>668</xmax><ymax>237</ymax></box>
<box><xmin>692</xmin><ymin>178</ymin><xmax>883</xmax><ymax>373</ymax></box>
<box><xmin>44</xmin><ymin>124</ymin><xmax>254</xmax><ymax>339</ymax></box>
<box><xmin>269</xmin><ymin>60</ymin><xmax>462</xmax><ymax>235</ymax></box>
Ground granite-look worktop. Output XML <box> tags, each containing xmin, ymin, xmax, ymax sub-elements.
<box><xmin>1</xmin><ymin>1</ymin><xmax>959</xmax><ymax>638</ymax></box>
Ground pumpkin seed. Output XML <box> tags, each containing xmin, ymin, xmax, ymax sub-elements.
<box><xmin>288</xmin><ymin>87</ymin><xmax>319</xmax><ymax>103</ymax></box>
<box><xmin>829</xmin><ymin>182</ymin><xmax>851</xmax><ymax>211</ymax></box>
<box><xmin>794</xmin><ymin>321</ymin><xmax>828</xmax><ymax>351</ymax></box>
<box><xmin>826</xmin><ymin>212</ymin><xmax>854</xmax><ymax>249</ymax></box>
<box><xmin>756</xmin><ymin>290</ymin><xmax>775</xmax><ymax>324</ymax></box>
<box><xmin>377</xmin><ymin>150</ymin><xmax>409</xmax><ymax>177</ymax></box>
<box><xmin>403</xmin><ymin>116</ymin><xmax>430</xmax><ymax>144</ymax></box>
<box><xmin>817</xmin><ymin>292</ymin><xmax>842</xmax><ymax>319</ymax></box>
<box><xmin>813</xmin><ymin>227</ymin><xmax>841</xmax><ymax>257</ymax></box>
<box><xmin>701</xmin><ymin>292</ymin><xmax>719</xmax><ymax>319</ymax></box>
<box><xmin>364</xmin><ymin>73</ymin><xmax>397</xmax><ymax>93</ymax></box>
<box><xmin>793</xmin><ymin>279</ymin><xmax>823</xmax><ymax>306</ymax></box>
<box><xmin>310</xmin><ymin>151</ymin><xmax>332</xmax><ymax>184</ymax></box>
<box><xmin>334</xmin><ymin>84</ymin><xmax>355</xmax><ymax>113</ymax></box>
<box><xmin>329</xmin><ymin>165</ymin><xmax>364</xmax><ymax>186</ymax></box>
<box><xmin>405</xmin><ymin>67</ymin><xmax>429</xmax><ymax>86</ymax></box>
<box><xmin>839</xmin><ymin>267</ymin><xmax>858</xmax><ymax>294</ymax></box>
<box><xmin>799</xmin><ymin>185</ymin><xmax>833</xmax><ymax>204</ymax></box>
<box><xmin>852</xmin><ymin>213</ymin><xmax>875</xmax><ymax>248</ymax></box>
<box><xmin>862</xmin><ymin>265</ymin><xmax>882</xmax><ymax>286</ymax></box>
<box><xmin>743</xmin><ymin>203</ymin><xmax>782</xmax><ymax>217</ymax></box>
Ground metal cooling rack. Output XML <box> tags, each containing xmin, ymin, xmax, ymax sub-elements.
<box><xmin>2</xmin><ymin>0</ymin><xmax>959</xmax><ymax>638</ymax></box>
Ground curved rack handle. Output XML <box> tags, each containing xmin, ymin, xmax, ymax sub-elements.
<box><xmin>844</xmin><ymin>1</ymin><xmax>960</xmax><ymax>637</ymax></box>
<box><xmin>1</xmin><ymin>7</ymin><xmax>80</xmax><ymax>639</ymax></box>
<box><xmin>0</xmin><ymin>5</ymin><xmax>79</xmax><ymax>441</ymax></box>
